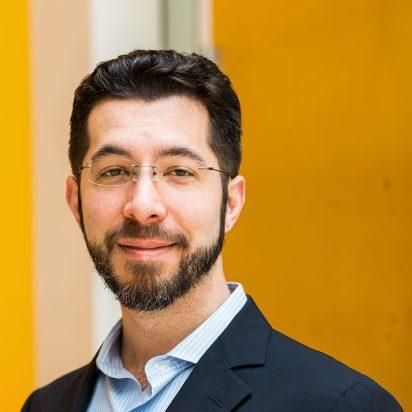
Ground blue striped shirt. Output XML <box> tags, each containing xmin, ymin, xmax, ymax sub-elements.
<box><xmin>87</xmin><ymin>282</ymin><xmax>247</xmax><ymax>411</ymax></box>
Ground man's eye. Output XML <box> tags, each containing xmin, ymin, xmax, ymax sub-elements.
<box><xmin>101</xmin><ymin>167</ymin><xmax>129</xmax><ymax>177</ymax></box>
<box><xmin>165</xmin><ymin>167</ymin><xmax>194</xmax><ymax>178</ymax></box>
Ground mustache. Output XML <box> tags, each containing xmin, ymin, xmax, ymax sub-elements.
<box><xmin>104</xmin><ymin>220</ymin><xmax>189</xmax><ymax>252</ymax></box>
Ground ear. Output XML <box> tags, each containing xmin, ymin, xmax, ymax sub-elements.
<box><xmin>66</xmin><ymin>175</ymin><xmax>81</xmax><ymax>226</ymax></box>
<box><xmin>224</xmin><ymin>175</ymin><xmax>245</xmax><ymax>233</ymax></box>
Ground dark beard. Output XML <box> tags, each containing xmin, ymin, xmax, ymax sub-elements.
<box><xmin>83</xmin><ymin>199</ymin><xmax>226</xmax><ymax>311</ymax></box>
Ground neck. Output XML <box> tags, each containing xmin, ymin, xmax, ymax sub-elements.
<box><xmin>119</xmin><ymin>258</ymin><xmax>230</xmax><ymax>376</ymax></box>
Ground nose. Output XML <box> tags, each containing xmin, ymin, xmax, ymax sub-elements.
<box><xmin>122</xmin><ymin>167</ymin><xmax>167</xmax><ymax>225</ymax></box>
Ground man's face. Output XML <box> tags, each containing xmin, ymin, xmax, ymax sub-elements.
<box><xmin>67</xmin><ymin>96</ymin><xmax>231</xmax><ymax>311</ymax></box>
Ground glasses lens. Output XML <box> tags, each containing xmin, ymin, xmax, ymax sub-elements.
<box><xmin>158</xmin><ymin>163</ymin><xmax>200</xmax><ymax>184</ymax></box>
<box><xmin>90</xmin><ymin>157</ymin><xmax>132</xmax><ymax>186</ymax></box>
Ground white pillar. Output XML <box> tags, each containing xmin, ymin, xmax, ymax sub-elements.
<box><xmin>89</xmin><ymin>0</ymin><xmax>214</xmax><ymax>351</ymax></box>
<box><xmin>89</xmin><ymin>0</ymin><xmax>163</xmax><ymax>351</ymax></box>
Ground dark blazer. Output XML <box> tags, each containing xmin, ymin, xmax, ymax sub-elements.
<box><xmin>22</xmin><ymin>295</ymin><xmax>403</xmax><ymax>411</ymax></box>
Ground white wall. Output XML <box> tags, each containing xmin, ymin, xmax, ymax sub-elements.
<box><xmin>90</xmin><ymin>0</ymin><xmax>162</xmax><ymax>65</ymax></box>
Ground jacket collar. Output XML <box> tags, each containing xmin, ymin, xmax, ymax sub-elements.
<box><xmin>167</xmin><ymin>295</ymin><xmax>272</xmax><ymax>411</ymax></box>
<box><xmin>220</xmin><ymin>294</ymin><xmax>271</xmax><ymax>368</ymax></box>
<box><xmin>72</xmin><ymin>294</ymin><xmax>271</xmax><ymax>411</ymax></box>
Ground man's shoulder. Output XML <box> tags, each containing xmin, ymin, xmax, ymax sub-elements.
<box><xmin>253</xmin><ymin>327</ymin><xmax>403</xmax><ymax>410</ymax></box>
<box><xmin>22</xmin><ymin>363</ymin><xmax>92</xmax><ymax>411</ymax></box>
<box><xmin>266</xmin><ymin>327</ymin><xmax>369</xmax><ymax>382</ymax></box>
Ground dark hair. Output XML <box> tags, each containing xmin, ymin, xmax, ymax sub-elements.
<box><xmin>69</xmin><ymin>49</ymin><xmax>242</xmax><ymax>181</ymax></box>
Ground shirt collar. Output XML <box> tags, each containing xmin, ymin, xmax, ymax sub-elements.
<box><xmin>167</xmin><ymin>282</ymin><xmax>247</xmax><ymax>363</ymax></box>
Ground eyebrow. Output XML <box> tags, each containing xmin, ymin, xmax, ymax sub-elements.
<box><xmin>157</xmin><ymin>147</ymin><xmax>205</xmax><ymax>163</ymax></box>
<box><xmin>91</xmin><ymin>145</ymin><xmax>131</xmax><ymax>163</ymax></box>
<box><xmin>90</xmin><ymin>144</ymin><xmax>206</xmax><ymax>164</ymax></box>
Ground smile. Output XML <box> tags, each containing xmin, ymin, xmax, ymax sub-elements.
<box><xmin>117</xmin><ymin>240</ymin><xmax>176</xmax><ymax>261</ymax></box>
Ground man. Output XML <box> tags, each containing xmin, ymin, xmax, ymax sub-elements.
<box><xmin>22</xmin><ymin>50</ymin><xmax>402</xmax><ymax>411</ymax></box>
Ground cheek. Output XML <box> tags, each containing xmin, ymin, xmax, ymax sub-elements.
<box><xmin>81</xmin><ymin>189</ymin><xmax>124</xmax><ymax>240</ymax></box>
<box><xmin>170</xmin><ymin>189</ymin><xmax>222</xmax><ymax>242</ymax></box>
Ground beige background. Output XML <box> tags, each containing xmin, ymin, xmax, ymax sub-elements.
<box><xmin>31</xmin><ymin>0</ymin><xmax>93</xmax><ymax>386</ymax></box>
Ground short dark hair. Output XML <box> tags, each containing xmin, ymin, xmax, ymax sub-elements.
<box><xmin>69</xmin><ymin>49</ymin><xmax>242</xmax><ymax>181</ymax></box>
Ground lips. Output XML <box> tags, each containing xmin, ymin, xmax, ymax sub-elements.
<box><xmin>118</xmin><ymin>239</ymin><xmax>175</xmax><ymax>249</ymax></box>
<box><xmin>117</xmin><ymin>238</ymin><xmax>176</xmax><ymax>260</ymax></box>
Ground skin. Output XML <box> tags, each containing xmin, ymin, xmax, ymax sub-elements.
<box><xmin>66</xmin><ymin>96</ymin><xmax>245</xmax><ymax>389</ymax></box>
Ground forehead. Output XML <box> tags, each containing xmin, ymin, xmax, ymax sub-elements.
<box><xmin>86</xmin><ymin>96</ymin><xmax>213</xmax><ymax>161</ymax></box>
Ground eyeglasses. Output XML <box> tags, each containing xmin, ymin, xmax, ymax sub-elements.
<box><xmin>79</xmin><ymin>155</ymin><xmax>229</xmax><ymax>187</ymax></box>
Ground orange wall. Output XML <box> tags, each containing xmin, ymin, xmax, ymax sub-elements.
<box><xmin>215</xmin><ymin>0</ymin><xmax>411</xmax><ymax>409</ymax></box>
<box><xmin>0</xmin><ymin>0</ymin><xmax>33</xmax><ymax>409</ymax></box>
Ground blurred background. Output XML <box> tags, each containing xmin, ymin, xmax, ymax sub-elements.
<box><xmin>1</xmin><ymin>0</ymin><xmax>410</xmax><ymax>409</ymax></box>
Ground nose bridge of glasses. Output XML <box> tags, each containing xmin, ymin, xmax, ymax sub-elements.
<box><xmin>131</xmin><ymin>164</ymin><xmax>159</xmax><ymax>182</ymax></box>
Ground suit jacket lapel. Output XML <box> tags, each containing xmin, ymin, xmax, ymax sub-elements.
<box><xmin>71</xmin><ymin>351</ymin><xmax>100</xmax><ymax>412</ymax></box>
<box><xmin>167</xmin><ymin>295</ymin><xmax>272</xmax><ymax>411</ymax></box>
